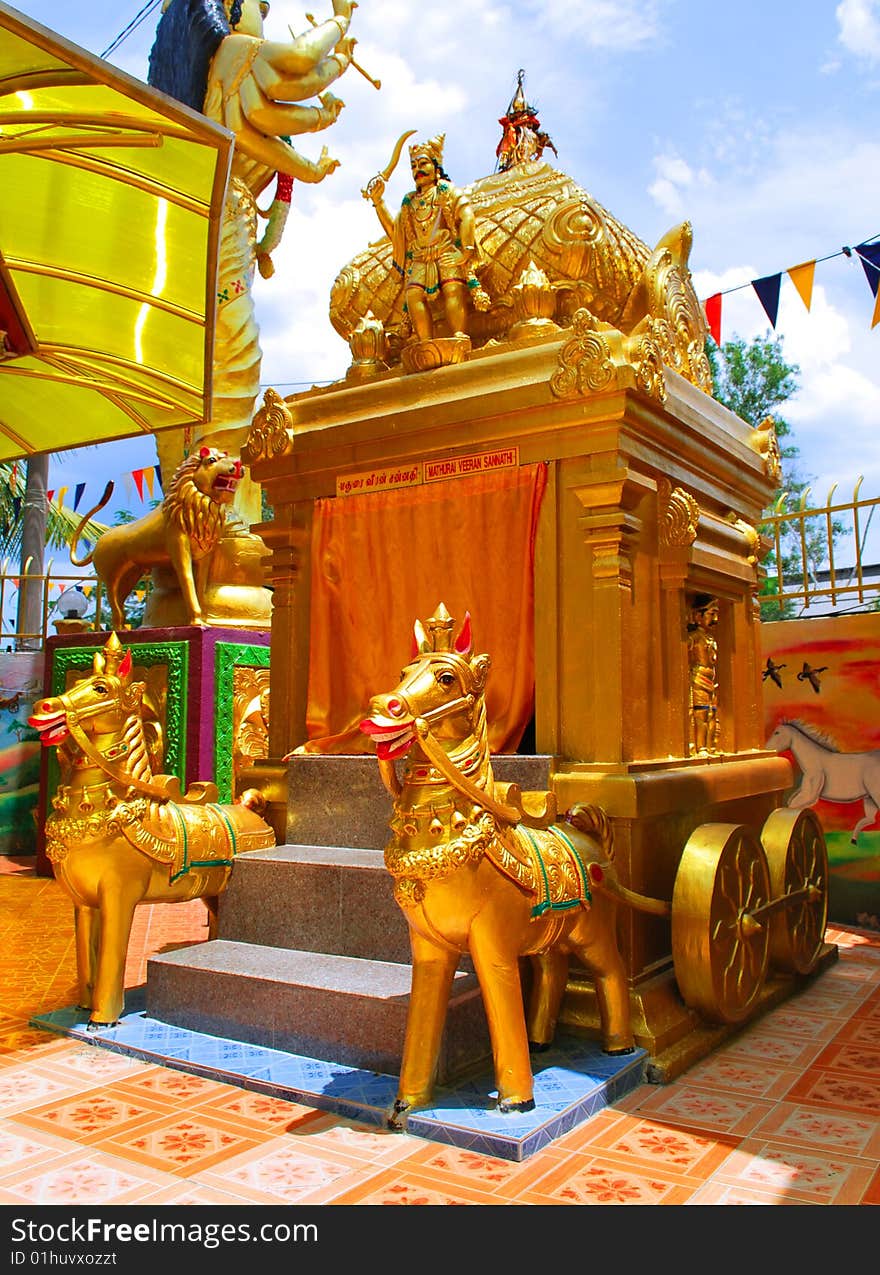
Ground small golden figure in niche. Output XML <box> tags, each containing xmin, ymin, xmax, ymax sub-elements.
<box><xmin>687</xmin><ymin>594</ymin><xmax>720</xmax><ymax>756</ymax></box>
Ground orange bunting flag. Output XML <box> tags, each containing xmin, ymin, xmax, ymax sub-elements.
<box><xmin>56</xmin><ymin>487</ymin><xmax>67</xmax><ymax>511</ymax></box>
<box><xmin>704</xmin><ymin>293</ymin><xmax>722</xmax><ymax>345</ymax></box>
<box><xmin>82</xmin><ymin>585</ymin><xmax>93</xmax><ymax>598</ymax></box>
<box><xmin>133</xmin><ymin>469</ymin><xmax>145</xmax><ymax>501</ymax></box>
<box><xmin>787</xmin><ymin>260</ymin><xmax>815</xmax><ymax>311</ymax></box>
<box><xmin>144</xmin><ymin>467</ymin><xmax>155</xmax><ymax>500</ymax></box>
<box><xmin>873</xmin><ymin>286</ymin><xmax>880</xmax><ymax>330</ymax></box>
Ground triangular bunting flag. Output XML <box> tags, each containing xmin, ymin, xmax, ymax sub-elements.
<box><xmin>133</xmin><ymin>469</ymin><xmax>145</xmax><ymax>501</ymax></box>
<box><xmin>855</xmin><ymin>241</ymin><xmax>880</xmax><ymax>297</ymax></box>
<box><xmin>787</xmin><ymin>260</ymin><xmax>815</xmax><ymax>311</ymax></box>
<box><xmin>122</xmin><ymin>473</ymin><xmax>134</xmax><ymax>501</ymax></box>
<box><xmin>12</xmin><ymin>497</ymin><xmax>21</xmax><ymax>520</ymax></box>
<box><xmin>704</xmin><ymin>293</ymin><xmax>722</xmax><ymax>344</ymax></box>
<box><xmin>56</xmin><ymin>486</ymin><xmax>68</xmax><ymax>511</ymax></box>
<box><xmin>873</xmin><ymin>285</ymin><xmax>880</xmax><ymax>330</ymax></box>
<box><xmin>73</xmin><ymin>483</ymin><xmax>86</xmax><ymax>512</ymax></box>
<box><xmin>154</xmin><ymin>465</ymin><xmax>163</xmax><ymax>493</ymax></box>
<box><xmin>144</xmin><ymin>467</ymin><xmax>155</xmax><ymax>500</ymax></box>
<box><xmin>752</xmin><ymin>274</ymin><xmax>782</xmax><ymax>329</ymax></box>
<box><xmin>82</xmin><ymin>585</ymin><xmax>93</xmax><ymax>597</ymax></box>
<box><xmin>46</xmin><ymin>490</ymin><xmax>54</xmax><ymax>504</ymax></box>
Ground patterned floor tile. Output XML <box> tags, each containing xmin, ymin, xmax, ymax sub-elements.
<box><xmin>0</xmin><ymin>1119</ymin><xmax>97</xmax><ymax>1179</ymax></box>
<box><xmin>328</xmin><ymin>1165</ymin><xmax>513</xmax><ymax>1205</ymax></box>
<box><xmin>401</xmin><ymin>1139</ymin><xmax>568</xmax><ymax>1200</ymax></box>
<box><xmin>518</xmin><ymin>1152</ymin><xmax>701</xmax><ymax>1205</ymax></box>
<box><xmin>686</xmin><ymin>1180</ymin><xmax>813</xmax><ymax>1204</ymax></box>
<box><xmin>97</xmin><ymin>1112</ymin><xmax>266</xmax><ymax>1177</ymax></box>
<box><xmin>15</xmin><ymin>1085</ymin><xmax>174</xmax><ymax>1145</ymax></box>
<box><xmin>2</xmin><ymin>870</ymin><xmax>879</xmax><ymax>1206</ymax></box>
<box><xmin>0</xmin><ymin>1148</ymin><xmax>183</xmax><ymax>1205</ymax></box>
<box><xmin>708</xmin><ymin>1137</ymin><xmax>876</xmax><ymax>1204</ymax></box>
<box><xmin>564</xmin><ymin>1114</ymin><xmax>740</xmax><ymax>1179</ymax></box>
<box><xmin>195</xmin><ymin>1134</ymin><xmax>392</xmax><ymax>1204</ymax></box>
<box><xmin>288</xmin><ymin>1113</ymin><xmax>426</xmax><ymax>1165</ymax></box>
<box><xmin>810</xmin><ymin>1038</ymin><xmax>880</xmax><ymax>1076</ymax></box>
<box><xmin>784</xmin><ymin>1068</ymin><xmax>880</xmax><ymax>1115</ymax></box>
<box><xmin>624</xmin><ymin>1083</ymin><xmax>777</xmax><ymax>1137</ymax></box>
<box><xmin>752</xmin><ymin>1101</ymin><xmax>880</xmax><ymax>1158</ymax></box>
<box><xmin>830</xmin><ymin>1016</ymin><xmax>880</xmax><ymax>1048</ymax></box>
<box><xmin>681</xmin><ymin>1052</ymin><xmax>800</xmax><ymax>1100</ymax></box>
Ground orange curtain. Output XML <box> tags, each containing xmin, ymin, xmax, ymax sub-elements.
<box><xmin>302</xmin><ymin>462</ymin><xmax>547</xmax><ymax>754</ymax></box>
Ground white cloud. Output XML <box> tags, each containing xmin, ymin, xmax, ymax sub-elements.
<box><xmin>649</xmin><ymin>153</ymin><xmax>713</xmax><ymax>217</ymax></box>
<box><xmin>836</xmin><ymin>0</ymin><xmax>880</xmax><ymax>63</ymax></box>
<box><xmin>524</xmin><ymin>0</ymin><xmax>666</xmax><ymax>49</ymax></box>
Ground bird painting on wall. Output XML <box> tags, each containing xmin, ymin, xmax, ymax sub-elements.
<box><xmin>797</xmin><ymin>661</ymin><xmax>828</xmax><ymax>694</ymax></box>
<box><xmin>762</xmin><ymin>657</ymin><xmax>786</xmax><ymax>688</ymax></box>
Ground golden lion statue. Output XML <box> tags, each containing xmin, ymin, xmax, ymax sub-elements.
<box><xmin>70</xmin><ymin>447</ymin><xmax>243</xmax><ymax>629</ymax></box>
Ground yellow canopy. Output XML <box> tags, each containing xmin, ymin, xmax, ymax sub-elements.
<box><xmin>0</xmin><ymin>2</ymin><xmax>233</xmax><ymax>461</ymax></box>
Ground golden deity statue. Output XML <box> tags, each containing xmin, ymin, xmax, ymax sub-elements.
<box><xmin>332</xmin><ymin>72</ymin><xmax>711</xmax><ymax>389</ymax></box>
<box><xmin>687</xmin><ymin>594</ymin><xmax>721</xmax><ymax>755</ymax></box>
<box><xmin>148</xmin><ymin>0</ymin><xmax>357</xmax><ymax>525</ymax></box>
<box><xmin>361</xmin><ymin>133</ymin><xmax>489</xmax><ymax>370</ymax></box>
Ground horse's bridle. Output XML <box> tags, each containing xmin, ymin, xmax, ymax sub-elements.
<box><xmin>57</xmin><ymin>681</ymin><xmax>216</xmax><ymax>806</ymax></box>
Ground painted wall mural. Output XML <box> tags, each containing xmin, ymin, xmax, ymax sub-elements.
<box><xmin>762</xmin><ymin>612</ymin><xmax>880</xmax><ymax>931</ymax></box>
<box><xmin>0</xmin><ymin>652</ymin><xmax>43</xmax><ymax>855</ymax></box>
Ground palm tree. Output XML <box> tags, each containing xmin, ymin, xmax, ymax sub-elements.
<box><xmin>0</xmin><ymin>454</ymin><xmax>107</xmax><ymax>649</ymax></box>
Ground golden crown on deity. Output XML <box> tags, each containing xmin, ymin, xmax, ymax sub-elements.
<box><xmin>409</xmin><ymin>134</ymin><xmax>446</xmax><ymax>168</ymax></box>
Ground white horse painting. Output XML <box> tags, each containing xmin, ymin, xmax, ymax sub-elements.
<box><xmin>765</xmin><ymin>719</ymin><xmax>880</xmax><ymax>844</ymax></box>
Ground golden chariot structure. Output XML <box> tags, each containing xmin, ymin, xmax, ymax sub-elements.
<box><xmin>229</xmin><ymin>90</ymin><xmax>832</xmax><ymax>1077</ymax></box>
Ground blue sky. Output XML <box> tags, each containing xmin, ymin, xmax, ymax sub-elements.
<box><xmin>15</xmin><ymin>0</ymin><xmax>880</xmax><ymax>531</ymax></box>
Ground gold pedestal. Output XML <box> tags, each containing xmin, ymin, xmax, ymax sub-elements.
<box><xmin>142</xmin><ymin>524</ymin><xmax>272</xmax><ymax>631</ymax></box>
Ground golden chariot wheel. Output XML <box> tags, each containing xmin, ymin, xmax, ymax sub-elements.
<box><xmin>671</xmin><ymin>822</ymin><xmax>771</xmax><ymax>1024</ymax></box>
<box><xmin>761</xmin><ymin>806</ymin><xmax>829</xmax><ymax>975</ymax></box>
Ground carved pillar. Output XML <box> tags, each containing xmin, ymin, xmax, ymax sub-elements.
<box><xmin>557</xmin><ymin>461</ymin><xmax>651</xmax><ymax>763</ymax></box>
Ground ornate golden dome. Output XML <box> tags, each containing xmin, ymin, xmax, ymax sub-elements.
<box><xmin>330</xmin><ymin>157</ymin><xmax>712</xmax><ymax>393</ymax></box>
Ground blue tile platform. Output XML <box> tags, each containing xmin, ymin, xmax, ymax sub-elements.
<box><xmin>32</xmin><ymin>990</ymin><xmax>647</xmax><ymax>1162</ymax></box>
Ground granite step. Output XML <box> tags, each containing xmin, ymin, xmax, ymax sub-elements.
<box><xmin>217</xmin><ymin>843</ymin><xmax>410</xmax><ymax>965</ymax></box>
<box><xmin>146</xmin><ymin>939</ymin><xmax>491</xmax><ymax>1083</ymax></box>
<box><xmin>285</xmin><ymin>753</ymin><xmax>553</xmax><ymax>849</ymax></box>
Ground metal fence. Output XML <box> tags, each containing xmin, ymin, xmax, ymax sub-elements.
<box><xmin>1</xmin><ymin>479</ymin><xmax>877</xmax><ymax>644</ymax></box>
<box><xmin>0</xmin><ymin>557</ymin><xmax>106</xmax><ymax>649</ymax></box>
<box><xmin>760</xmin><ymin>478</ymin><xmax>880</xmax><ymax>615</ymax></box>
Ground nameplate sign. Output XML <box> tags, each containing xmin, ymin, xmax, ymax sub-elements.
<box><xmin>424</xmin><ymin>447</ymin><xmax>519</xmax><ymax>483</ymax></box>
<box><xmin>336</xmin><ymin>447</ymin><xmax>519</xmax><ymax>498</ymax></box>
<box><xmin>336</xmin><ymin>464</ymin><xmax>422</xmax><ymax>497</ymax></box>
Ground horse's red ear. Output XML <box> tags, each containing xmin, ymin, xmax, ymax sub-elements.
<box><xmin>454</xmin><ymin>612</ymin><xmax>472</xmax><ymax>655</ymax></box>
<box><xmin>199</xmin><ymin>445</ymin><xmax>211</xmax><ymax>458</ymax></box>
<box><xmin>118</xmin><ymin>649</ymin><xmax>132</xmax><ymax>679</ymax></box>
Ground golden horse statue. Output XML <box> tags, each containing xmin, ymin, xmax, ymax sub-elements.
<box><xmin>28</xmin><ymin>633</ymin><xmax>276</xmax><ymax>1028</ymax></box>
<box><xmin>361</xmin><ymin>604</ymin><xmax>667</xmax><ymax>1127</ymax></box>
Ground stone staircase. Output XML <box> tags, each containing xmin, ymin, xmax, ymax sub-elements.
<box><xmin>146</xmin><ymin>754</ymin><xmax>552</xmax><ymax>1084</ymax></box>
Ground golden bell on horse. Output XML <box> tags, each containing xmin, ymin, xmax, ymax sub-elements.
<box><xmin>360</xmin><ymin>604</ymin><xmax>666</xmax><ymax>1128</ymax></box>
<box><xmin>28</xmin><ymin>633</ymin><xmax>276</xmax><ymax>1028</ymax></box>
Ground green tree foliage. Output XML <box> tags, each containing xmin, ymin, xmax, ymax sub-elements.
<box><xmin>708</xmin><ymin>334</ymin><xmax>847</xmax><ymax>620</ymax></box>
<box><xmin>0</xmin><ymin>459</ymin><xmax>106</xmax><ymax>560</ymax></box>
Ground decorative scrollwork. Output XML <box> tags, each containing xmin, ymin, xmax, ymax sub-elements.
<box><xmin>242</xmin><ymin>387</ymin><xmax>294</xmax><ymax>465</ymax></box>
<box><xmin>633</xmin><ymin>328</ymin><xmax>667</xmax><ymax>403</ymax></box>
<box><xmin>750</xmin><ymin>416</ymin><xmax>783</xmax><ymax>485</ymax></box>
<box><xmin>658</xmin><ymin>478</ymin><xmax>700</xmax><ymax>547</ymax></box>
<box><xmin>550</xmin><ymin>308</ymin><xmax>615</xmax><ymax>398</ymax></box>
